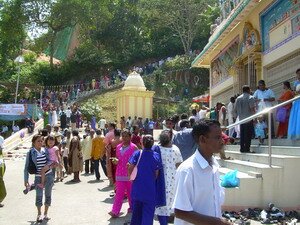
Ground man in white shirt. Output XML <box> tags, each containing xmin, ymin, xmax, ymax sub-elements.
<box><xmin>227</xmin><ymin>97</ymin><xmax>236</xmax><ymax>137</ymax></box>
<box><xmin>12</xmin><ymin>125</ymin><xmax>20</xmax><ymax>133</ymax></box>
<box><xmin>65</xmin><ymin>107</ymin><xmax>71</xmax><ymax>126</ymax></box>
<box><xmin>173</xmin><ymin>119</ymin><xmax>232</xmax><ymax>225</ymax></box>
<box><xmin>126</xmin><ymin>116</ymin><xmax>132</xmax><ymax>129</ymax></box>
<box><xmin>253</xmin><ymin>80</ymin><xmax>276</xmax><ymax>137</ymax></box>
<box><xmin>253</xmin><ymin>80</ymin><xmax>275</xmax><ymax>111</ymax></box>
<box><xmin>198</xmin><ymin>105</ymin><xmax>209</xmax><ymax>120</ymax></box>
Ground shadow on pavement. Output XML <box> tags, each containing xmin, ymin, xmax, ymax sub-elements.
<box><xmin>87</xmin><ymin>179</ymin><xmax>104</xmax><ymax>184</ymax></box>
<box><xmin>64</xmin><ymin>180</ymin><xmax>81</xmax><ymax>185</ymax></box>
<box><xmin>98</xmin><ymin>186</ymin><xmax>114</xmax><ymax>192</ymax></box>
<box><xmin>27</xmin><ymin>220</ymin><xmax>49</xmax><ymax>225</ymax></box>
<box><xmin>101</xmin><ymin>197</ymin><xmax>114</xmax><ymax>204</ymax></box>
<box><xmin>107</xmin><ymin>212</ymin><xmax>131</xmax><ymax>225</ymax></box>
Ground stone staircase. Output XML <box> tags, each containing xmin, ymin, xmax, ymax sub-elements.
<box><xmin>220</xmin><ymin>140</ymin><xmax>300</xmax><ymax>211</ymax></box>
<box><xmin>2</xmin><ymin>119</ymin><xmax>44</xmax><ymax>159</ymax></box>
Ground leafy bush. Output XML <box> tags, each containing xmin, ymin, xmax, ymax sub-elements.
<box><xmin>80</xmin><ymin>99</ymin><xmax>102</xmax><ymax>121</ymax></box>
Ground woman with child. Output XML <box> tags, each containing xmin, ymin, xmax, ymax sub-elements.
<box><xmin>24</xmin><ymin>134</ymin><xmax>54</xmax><ymax>222</ymax></box>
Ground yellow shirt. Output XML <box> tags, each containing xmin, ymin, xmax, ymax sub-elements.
<box><xmin>91</xmin><ymin>136</ymin><xmax>105</xmax><ymax>160</ymax></box>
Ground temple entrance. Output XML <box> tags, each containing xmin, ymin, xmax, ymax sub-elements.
<box><xmin>234</xmin><ymin>22</ymin><xmax>262</xmax><ymax>94</ymax></box>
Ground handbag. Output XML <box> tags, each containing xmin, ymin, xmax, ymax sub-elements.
<box><xmin>276</xmin><ymin>107</ymin><xmax>287</xmax><ymax>123</ymax></box>
<box><xmin>27</xmin><ymin>150</ymin><xmax>37</xmax><ymax>174</ymax></box>
<box><xmin>129</xmin><ymin>150</ymin><xmax>143</xmax><ymax>181</ymax></box>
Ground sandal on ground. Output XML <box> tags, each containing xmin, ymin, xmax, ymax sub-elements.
<box><xmin>43</xmin><ymin>215</ymin><xmax>51</xmax><ymax>220</ymax></box>
<box><xmin>36</xmin><ymin>215</ymin><xmax>43</xmax><ymax>223</ymax></box>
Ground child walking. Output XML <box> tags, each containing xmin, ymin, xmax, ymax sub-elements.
<box><xmin>37</xmin><ymin>135</ymin><xmax>60</xmax><ymax>189</ymax></box>
<box><xmin>255</xmin><ymin>117</ymin><xmax>267</xmax><ymax>145</ymax></box>
<box><xmin>61</xmin><ymin>141</ymin><xmax>69</xmax><ymax>175</ymax></box>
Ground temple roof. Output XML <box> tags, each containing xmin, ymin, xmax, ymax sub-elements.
<box><xmin>192</xmin><ymin>0</ymin><xmax>259</xmax><ymax>68</ymax></box>
<box><xmin>122</xmin><ymin>71</ymin><xmax>146</xmax><ymax>91</ymax></box>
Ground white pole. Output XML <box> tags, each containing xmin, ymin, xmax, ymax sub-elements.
<box><xmin>12</xmin><ymin>66</ymin><xmax>21</xmax><ymax>127</ymax></box>
<box><xmin>14</xmin><ymin>66</ymin><xmax>20</xmax><ymax>104</ymax></box>
<box><xmin>13</xmin><ymin>55</ymin><xmax>25</xmax><ymax>128</ymax></box>
<box><xmin>268</xmin><ymin>111</ymin><xmax>272</xmax><ymax>167</ymax></box>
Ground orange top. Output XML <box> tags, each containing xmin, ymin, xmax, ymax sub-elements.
<box><xmin>91</xmin><ymin>136</ymin><xmax>106</xmax><ymax>160</ymax></box>
<box><xmin>279</xmin><ymin>90</ymin><xmax>294</xmax><ymax>109</ymax></box>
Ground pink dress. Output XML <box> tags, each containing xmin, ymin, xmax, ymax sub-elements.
<box><xmin>111</xmin><ymin>142</ymin><xmax>137</xmax><ymax>215</ymax></box>
<box><xmin>48</xmin><ymin>146</ymin><xmax>59</xmax><ymax>164</ymax></box>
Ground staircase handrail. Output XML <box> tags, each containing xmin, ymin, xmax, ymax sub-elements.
<box><xmin>226</xmin><ymin>94</ymin><xmax>300</xmax><ymax>167</ymax></box>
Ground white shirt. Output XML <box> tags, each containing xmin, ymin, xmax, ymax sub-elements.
<box><xmin>173</xmin><ymin>150</ymin><xmax>224</xmax><ymax>225</ymax></box>
<box><xmin>62</xmin><ymin>147</ymin><xmax>69</xmax><ymax>158</ymax></box>
<box><xmin>198</xmin><ymin>109</ymin><xmax>207</xmax><ymax>119</ymax></box>
<box><xmin>66</xmin><ymin>109</ymin><xmax>71</xmax><ymax>118</ymax></box>
<box><xmin>227</xmin><ymin>102</ymin><xmax>236</xmax><ymax>122</ymax></box>
<box><xmin>188</xmin><ymin>115</ymin><xmax>199</xmax><ymax>122</ymax></box>
<box><xmin>99</xmin><ymin>119</ymin><xmax>106</xmax><ymax>129</ymax></box>
<box><xmin>0</xmin><ymin>135</ymin><xmax>4</xmax><ymax>148</ymax></box>
<box><xmin>126</xmin><ymin>119</ymin><xmax>132</xmax><ymax>127</ymax></box>
<box><xmin>12</xmin><ymin>125</ymin><xmax>20</xmax><ymax>133</ymax></box>
<box><xmin>253</xmin><ymin>89</ymin><xmax>275</xmax><ymax>110</ymax></box>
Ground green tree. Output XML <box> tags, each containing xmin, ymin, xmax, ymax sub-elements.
<box><xmin>23</xmin><ymin>0</ymin><xmax>84</xmax><ymax>68</ymax></box>
<box><xmin>0</xmin><ymin>0</ymin><xmax>27</xmax><ymax>69</ymax></box>
<box><xmin>141</xmin><ymin>0</ymin><xmax>217</xmax><ymax>54</ymax></box>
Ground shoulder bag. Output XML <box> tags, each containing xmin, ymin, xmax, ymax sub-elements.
<box><xmin>129</xmin><ymin>150</ymin><xmax>142</xmax><ymax>181</ymax></box>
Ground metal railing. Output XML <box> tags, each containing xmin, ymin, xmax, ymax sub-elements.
<box><xmin>227</xmin><ymin>95</ymin><xmax>300</xmax><ymax>167</ymax></box>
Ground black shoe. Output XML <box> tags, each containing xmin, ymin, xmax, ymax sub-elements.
<box><xmin>36</xmin><ymin>215</ymin><xmax>43</xmax><ymax>223</ymax></box>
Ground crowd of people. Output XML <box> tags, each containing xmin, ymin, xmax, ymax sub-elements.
<box><xmin>197</xmin><ymin>69</ymin><xmax>300</xmax><ymax>153</ymax></box>
<box><xmin>23</xmin><ymin>104</ymin><xmax>238</xmax><ymax>225</ymax></box>
<box><xmin>3</xmin><ymin>68</ymin><xmax>299</xmax><ymax>224</ymax></box>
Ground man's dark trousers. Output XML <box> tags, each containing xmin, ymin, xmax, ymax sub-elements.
<box><xmin>93</xmin><ymin>157</ymin><xmax>107</xmax><ymax>180</ymax></box>
<box><xmin>84</xmin><ymin>159</ymin><xmax>94</xmax><ymax>174</ymax></box>
<box><xmin>240</xmin><ymin>121</ymin><xmax>254</xmax><ymax>152</ymax></box>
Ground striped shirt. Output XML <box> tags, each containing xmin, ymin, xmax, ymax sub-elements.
<box><xmin>35</xmin><ymin>149</ymin><xmax>51</xmax><ymax>176</ymax></box>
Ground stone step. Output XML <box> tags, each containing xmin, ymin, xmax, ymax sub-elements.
<box><xmin>3</xmin><ymin>119</ymin><xmax>44</xmax><ymax>154</ymax></box>
<box><xmin>224</xmin><ymin>150</ymin><xmax>300</xmax><ymax>166</ymax></box>
<box><xmin>217</xmin><ymin>157</ymin><xmax>282</xmax><ymax>175</ymax></box>
<box><xmin>219</xmin><ymin>167</ymin><xmax>259</xmax><ymax>179</ymax></box>
<box><xmin>251</xmin><ymin>138</ymin><xmax>300</xmax><ymax>147</ymax></box>
<box><xmin>226</xmin><ymin>144</ymin><xmax>300</xmax><ymax>156</ymax></box>
<box><xmin>219</xmin><ymin>168</ymin><xmax>263</xmax><ymax>209</ymax></box>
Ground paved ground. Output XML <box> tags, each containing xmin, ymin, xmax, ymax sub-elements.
<box><xmin>0</xmin><ymin>160</ymin><xmax>277</xmax><ymax>225</ymax></box>
<box><xmin>1</xmin><ymin>132</ymin><xmax>297</xmax><ymax>225</ymax></box>
<box><xmin>0</xmin><ymin>159</ymin><xmax>154</xmax><ymax>225</ymax></box>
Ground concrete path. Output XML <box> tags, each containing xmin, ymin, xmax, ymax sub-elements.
<box><xmin>0</xmin><ymin>159</ymin><xmax>147</xmax><ymax>225</ymax></box>
<box><xmin>0</xmin><ymin>160</ymin><xmax>274</xmax><ymax>225</ymax></box>
<box><xmin>0</xmin><ymin>130</ymin><xmax>292</xmax><ymax>225</ymax></box>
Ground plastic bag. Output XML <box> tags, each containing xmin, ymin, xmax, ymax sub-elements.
<box><xmin>221</xmin><ymin>170</ymin><xmax>240</xmax><ymax>188</ymax></box>
<box><xmin>276</xmin><ymin>107</ymin><xmax>287</xmax><ymax>123</ymax></box>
